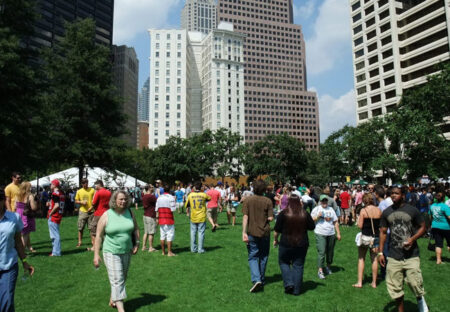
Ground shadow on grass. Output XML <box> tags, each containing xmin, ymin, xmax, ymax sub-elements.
<box><xmin>300</xmin><ymin>280</ymin><xmax>325</xmax><ymax>294</ymax></box>
<box><xmin>32</xmin><ymin>238</ymin><xmax>77</xmax><ymax>246</ymax></box>
<box><xmin>383</xmin><ymin>300</ymin><xmax>416</xmax><ymax>312</ymax></box>
<box><xmin>126</xmin><ymin>293</ymin><xmax>166</xmax><ymax>312</ymax></box>
<box><xmin>32</xmin><ymin>248</ymin><xmax>87</xmax><ymax>257</ymax></box>
<box><xmin>265</xmin><ymin>273</ymin><xmax>282</xmax><ymax>285</ymax></box>
<box><xmin>428</xmin><ymin>255</ymin><xmax>450</xmax><ymax>262</ymax></box>
<box><xmin>329</xmin><ymin>265</ymin><xmax>345</xmax><ymax>273</ymax></box>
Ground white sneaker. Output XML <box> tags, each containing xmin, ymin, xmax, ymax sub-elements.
<box><xmin>417</xmin><ymin>297</ymin><xmax>429</xmax><ymax>312</ymax></box>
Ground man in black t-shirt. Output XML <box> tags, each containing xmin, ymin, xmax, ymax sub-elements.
<box><xmin>378</xmin><ymin>186</ymin><xmax>428</xmax><ymax>312</ymax></box>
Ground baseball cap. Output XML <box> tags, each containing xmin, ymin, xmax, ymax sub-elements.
<box><xmin>51</xmin><ymin>179</ymin><xmax>60</xmax><ymax>187</ymax></box>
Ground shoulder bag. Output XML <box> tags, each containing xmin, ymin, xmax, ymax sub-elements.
<box><xmin>359</xmin><ymin>209</ymin><xmax>375</xmax><ymax>248</ymax></box>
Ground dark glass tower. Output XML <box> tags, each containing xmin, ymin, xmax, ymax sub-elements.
<box><xmin>31</xmin><ymin>0</ymin><xmax>114</xmax><ymax>49</ymax></box>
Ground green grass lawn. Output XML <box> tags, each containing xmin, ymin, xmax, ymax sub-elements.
<box><xmin>15</xmin><ymin>207</ymin><xmax>450</xmax><ymax>312</ymax></box>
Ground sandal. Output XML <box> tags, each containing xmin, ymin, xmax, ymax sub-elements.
<box><xmin>352</xmin><ymin>284</ymin><xmax>362</xmax><ymax>288</ymax></box>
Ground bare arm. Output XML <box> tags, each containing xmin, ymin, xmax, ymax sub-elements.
<box><xmin>28</xmin><ymin>194</ymin><xmax>38</xmax><ymax>211</ymax></box>
<box><xmin>5</xmin><ymin>197</ymin><xmax>12</xmax><ymax>211</ymax></box>
<box><xmin>357</xmin><ymin>208</ymin><xmax>365</xmax><ymax>229</ymax></box>
<box><xmin>15</xmin><ymin>232</ymin><xmax>34</xmax><ymax>275</ymax></box>
<box><xmin>49</xmin><ymin>203</ymin><xmax>59</xmax><ymax>215</ymax></box>
<box><xmin>131</xmin><ymin>211</ymin><xmax>140</xmax><ymax>254</ymax></box>
<box><xmin>93</xmin><ymin>213</ymin><xmax>108</xmax><ymax>267</ymax></box>
<box><xmin>334</xmin><ymin>221</ymin><xmax>341</xmax><ymax>240</ymax></box>
<box><xmin>273</xmin><ymin>231</ymin><xmax>279</xmax><ymax>247</ymax></box>
<box><xmin>242</xmin><ymin>214</ymin><xmax>249</xmax><ymax>244</ymax></box>
<box><xmin>378</xmin><ymin>227</ymin><xmax>388</xmax><ymax>267</ymax></box>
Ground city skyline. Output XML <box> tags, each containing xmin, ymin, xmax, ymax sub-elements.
<box><xmin>113</xmin><ymin>0</ymin><xmax>356</xmax><ymax>142</ymax></box>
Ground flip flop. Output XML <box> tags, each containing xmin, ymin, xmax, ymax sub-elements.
<box><xmin>352</xmin><ymin>284</ymin><xmax>362</xmax><ymax>288</ymax></box>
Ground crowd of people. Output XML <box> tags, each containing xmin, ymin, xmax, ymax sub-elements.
<box><xmin>1</xmin><ymin>170</ymin><xmax>449</xmax><ymax>312</ymax></box>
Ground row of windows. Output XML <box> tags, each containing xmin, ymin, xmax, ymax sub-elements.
<box><xmin>154</xmin><ymin>33</ymin><xmax>182</xmax><ymax>40</ymax></box>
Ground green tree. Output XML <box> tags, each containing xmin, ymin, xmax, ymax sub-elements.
<box><xmin>244</xmin><ymin>133</ymin><xmax>307</xmax><ymax>184</ymax></box>
<box><xmin>42</xmin><ymin>18</ymin><xmax>126</xmax><ymax>185</ymax></box>
<box><xmin>212</xmin><ymin>128</ymin><xmax>246</xmax><ymax>182</ymax></box>
<box><xmin>0</xmin><ymin>0</ymin><xmax>46</xmax><ymax>182</ymax></box>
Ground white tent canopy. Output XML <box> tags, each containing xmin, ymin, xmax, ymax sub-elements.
<box><xmin>30</xmin><ymin>167</ymin><xmax>146</xmax><ymax>189</ymax></box>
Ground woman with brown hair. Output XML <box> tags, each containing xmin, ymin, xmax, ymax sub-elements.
<box><xmin>14</xmin><ymin>182</ymin><xmax>38</xmax><ymax>252</ymax></box>
<box><xmin>273</xmin><ymin>194</ymin><xmax>315</xmax><ymax>295</ymax></box>
<box><xmin>353</xmin><ymin>193</ymin><xmax>381</xmax><ymax>288</ymax></box>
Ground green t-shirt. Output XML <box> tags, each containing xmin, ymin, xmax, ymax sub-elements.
<box><xmin>103</xmin><ymin>209</ymin><xmax>134</xmax><ymax>254</ymax></box>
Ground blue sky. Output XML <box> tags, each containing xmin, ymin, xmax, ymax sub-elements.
<box><xmin>113</xmin><ymin>0</ymin><xmax>356</xmax><ymax>141</ymax></box>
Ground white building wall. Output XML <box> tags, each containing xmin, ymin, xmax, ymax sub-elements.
<box><xmin>148</xmin><ymin>29</ymin><xmax>188</xmax><ymax>149</ymax></box>
<box><xmin>181</xmin><ymin>0</ymin><xmax>217</xmax><ymax>34</ymax></box>
<box><xmin>350</xmin><ymin>0</ymin><xmax>450</xmax><ymax>124</ymax></box>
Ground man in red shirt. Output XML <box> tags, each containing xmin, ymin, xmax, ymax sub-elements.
<box><xmin>339</xmin><ymin>186</ymin><xmax>352</xmax><ymax>225</ymax></box>
<box><xmin>206</xmin><ymin>183</ymin><xmax>221</xmax><ymax>232</ymax></box>
<box><xmin>142</xmin><ymin>185</ymin><xmax>157</xmax><ymax>252</ymax></box>
<box><xmin>48</xmin><ymin>179</ymin><xmax>64</xmax><ymax>256</ymax></box>
<box><xmin>90</xmin><ymin>180</ymin><xmax>111</xmax><ymax>247</ymax></box>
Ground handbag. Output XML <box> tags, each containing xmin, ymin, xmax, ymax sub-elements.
<box><xmin>127</xmin><ymin>208</ymin><xmax>137</xmax><ymax>247</ymax></box>
<box><xmin>427</xmin><ymin>234</ymin><xmax>436</xmax><ymax>252</ymax></box>
<box><xmin>359</xmin><ymin>209</ymin><xmax>375</xmax><ymax>248</ymax></box>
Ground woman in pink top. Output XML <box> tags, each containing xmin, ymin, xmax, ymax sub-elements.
<box><xmin>14</xmin><ymin>182</ymin><xmax>38</xmax><ymax>252</ymax></box>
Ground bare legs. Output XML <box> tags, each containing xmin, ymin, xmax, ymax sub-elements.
<box><xmin>160</xmin><ymin>240</ymin><xmax>175</xmax><ymax>256</ymax></box>
<box><xmin>435</xmin><ymin>247</ymin><xmax>442</xmax><ymax>264</ymax></box>
<box><xmin>353</xmin><ymin>246</ymin><xmax>378</xmax><ymax>288</ymax></box>
<box><xmin>142</xmin><ymin>233</ymin><xmax>156</xmax><ymax>251</ymax></box>
<box><xmin>21</xmin><ymin>233</ymin><xmax>35</xmax><ymax>252</ymax></box>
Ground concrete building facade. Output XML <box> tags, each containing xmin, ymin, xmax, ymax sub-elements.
<box><xmin>217</xmin><ymin>0</ymin><xmax>320</xmax><ymax>150</ymax></box>
<box><xmin>138</xmin><ymin>77</ymin><xmax>150</xmax><ymax>122</ymax></box>
<box><xmin>148</xmin><ymin>29</ymin><xmax>190</xmax><ymax>148</ymax></box>
<box><xmin>181</xmin><ymin>0</ymin><xmax>217</xmax><ymax>34</ymax></box>
<box><xmin>350</xmin><ymin>0</ymin><xmax>450</xmax><ymax>123</ymax></box>
<box><xmin>201</xmin><ymin>22</ymin><xmax>245</xmax><ymax>135</ymax></box>
<box><xmin>112</xmin><ymin>45</ymin><xmax>139</xmax><ymax>147</ymax></box>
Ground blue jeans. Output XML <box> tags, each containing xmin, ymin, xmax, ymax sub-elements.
<box><xmin>278</xmin><ymin>245</ymin><xmax>308</xmax><ymax>295</ymax></box>
<box><xmin>190</xmin><ymin>222</ymin><xmax>206</xmax><ymax>253</ymax></box>
<box><xmin>48</xmin><ymin>219</ymin><xmax>61</xmax><ymax>256</ymax></box>
<box><xmin>247</xmin><ymin>235</ymin><xmax>270</xmax><ymax>284</ymax></box>
<box><xmin>0</xmin><ymin>262</ymin><xmax>18</xmax><ymax>312</ymax></box>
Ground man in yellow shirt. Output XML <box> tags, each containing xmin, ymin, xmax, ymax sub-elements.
<box><xmin>185</xmin><ymin>182</ymin><xmax>211</xmax><ymax>253</ymax></box>
<box><xmin>75</xmin><ymin>178</ymin><xmax>95</xmax><ymax>250</ymax></box>
<box><xmin>5</xmin><ymin>172</ymin><xmax>21</xmax><ymax>212</ymax></box>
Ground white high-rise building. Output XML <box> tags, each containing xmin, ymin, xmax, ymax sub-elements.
<box><xmin>148</xmin><ymin>29</ymin><xmax>189</xmax><ymax>148</ymax></box>
<box><xmin>201</xmin><ymin>22</ymin><xmax>245</xmax><ymax>135</ymax></box>
<box><xmin>350</xmin><ymin>0</ymin><xmax>450</xmax><ymax>124</ymax></box>
<box><xmin>181</xmin><ymin>0</ymin><xmax>217</xmax><ymax>34</ymax></box>
<box><xmin>148</xmin><ymin>23</ymin><xmax>245</xmax><ymax>149</ymax></box>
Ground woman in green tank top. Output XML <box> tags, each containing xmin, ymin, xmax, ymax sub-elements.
<box><xmin>93</xmin><ymin>190</ymin><xmax>140</xmax><ymax>312</ymax></box>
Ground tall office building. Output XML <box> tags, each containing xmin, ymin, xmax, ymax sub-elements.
<box><xmin>148</xmin><ymin>29</ymin><xmax>190</xmax><ymax>148</ymax></box>
<box><xmin>181</xmin><ymin>0</ymin><xmax>217</xmax><ymax>34</ymax></box>
<box><xmin>218</xmin><ymin>0</ymin><xmax>320</xmax><ymax>150</ymax></box>
<box><xmin>201</xmin><ymin>22</ymin><xmax>245</xmax><ymax>135</ymax></box>
<box><xmin>112</xmin><ymin>45</ymin><xmax>139</xmax><ymax>147</ymax></box>
<box><xmin>138</xmin><ymin>77</ymin><xmax>150</xmax><ymax>122</ymax></box>
<box><xmin>31</xmin><ymin>0</ymin><xmax>114</xmax><ymax>49</ymax></box>
<box><xmin>350</xmin><ymin>0</ymin><xmax>450</xmax><ymax>124</ymax></box>
<box><xmin>148</xmin><ymin>25</ymin><xmax>245</xmax><ymax>148</ymax></box>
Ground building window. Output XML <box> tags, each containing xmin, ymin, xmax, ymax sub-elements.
<box><xmin>167</xmin><ymin>34</ymin><xmax>170</xmax><ymax>40</ymax></box>
<box><xmin>155</xmin><ymin>34</ymin><xmax>160</xmax><ymax>40</ymax></box>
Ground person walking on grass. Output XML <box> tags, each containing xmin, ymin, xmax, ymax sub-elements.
<box><xmin>0</xmin><ymin>188</ymin><xmax>35</xmax><ymax>312</ymax></box>
<box><xmin>242</xmin><ymin>180</ymin><xmax>274</xmax><ymax>293</ymax></box>
<box><xmin>47</xmin><ymin>179</ymin><xmax>64</xmax><ymax>257</ymax></box>
<box><xmin>206</xmin><ymin>183</ymin><xmax>220</xmax><ymax>232</ymax></box>
<box><xmin>186</xmin><ymin>182</ymin><xmax>211</xmax><ymax>253</ymax></box>
<box><xmin>174</xmin><ymin>185</ymin><xmax>185</xmax><ymax>214</ymax></box>
<box><xmin>75</xmin><ymin>178</ymin><xmax>95</xmax><ymax>249</ymax></box>
<box><xmin>226</xmin><ymin>185</ymin><xmax>239</xmax><ymax>226</ymax></box>
<box><xmin>90</xmin><ymin>180</ymin><xmax>111</xmax><ymax>252</ymax></box>
<box><xmin>142</xmin><ymin>185</ymin><xmax>158</xmax><ymax>252</ymax></box>
<box><xmin>378</xmin><ymin>186</ymin><xmax>429</xmax><ymax>312</ymax></box>
<box><xmin>94</xmin><ymin>191</ymin><xmax>139</xmax><ymax>312</ymax></box>
<box><xmin>429</xmin><ymin>189</ymin><xmax>450</xmax><ymax>265</ymax></box>
<box><xmin>311</xmin><ymin>197</ymin><xmax>341</xmax><ymax>279</ymax></box>
<box><xmin>14</xmin><ymin>182</ymin><xmax>38</xmax><ymax>253</ymax></box>
<box><xmin>353</xmin><ymin>194</ymin><xmax>381</xmax><ymax>289</ymax></box>
<box><xmin>156</xmin><ymin>184</ymin><xmax>176</xmax><ymax>256</ymax></box>
<box><xmin>5</xmin><ymin>172</ymin><xmax>21</xmax><ymax>212</ymax></box>
<box><xmin>273</xmin><ymin>194</ymin><xmax>315</xmax><ymax>295</ymax></box>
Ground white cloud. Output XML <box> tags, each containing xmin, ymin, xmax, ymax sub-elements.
<box><xmin>113</xmin><ymin>0</ymin><xmax>181</xmax><ymax>44</ymax></box>
<box><xmin>305</xmin><ymin>0</ymin><xmax>351</xmax><ymax>75</ymax></box>
<box><xmin>319</xmin><ymin>89</ymin><xmax>356</xmax><ymax>141</ymax></box>
<box><xmin>293</xmin><ymin>0</ymin><xmax>316</xmax><ymax>20</ymax></box>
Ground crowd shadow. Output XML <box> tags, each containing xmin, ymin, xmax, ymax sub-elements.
<box><xmin>383</xmin><ymin>300</ymin><xmax>416</xmax><ymax>312</ymax></box>
<box><xmin>204</xmin><ymin>245</ymin><xmax>222</xmax><ymax>252</ymax></box>
<box><xmin>126</xmin><ymin>293</ymin><xmax>166</xmax><ymax>312</ymax></box>
<box><xmin>329</xmin><ymin>265</ymin><xmax>345</xmax><ymax>273</ymax></box>
<box><xmin>32</xmin><ymin>248</ymin><xmax>86</xmax><ymax>257</ymax></box>
<box><xmin>299</xmin><ymin>280</ymin><xmax>325</xmax><ymax>294</ymax></box>
<box><xmin>170</xmin><ymin>246</ymin><xmax>191</xmax><ymax>254</ymax></box>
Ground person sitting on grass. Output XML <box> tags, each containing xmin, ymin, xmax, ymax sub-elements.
<box><xmin>155</xmin><ymin>183</ymin><xmax>176</xmax><ymax>256</ymax></box>
<box><xmin>94</xmin><ymin>190</ymin><xmax>139</xmax><ymax>312</ymax></box>
<box><xmin>273</xmin><ymin>194</ymin><xmax>315</xmax><ymax>295</ymax></box>
<box><xmin>353</xmin><ymin>193</ymin><xmax>381</xmax><ymax>288</ymax></box>
<box><xmin>311</xmin><ymin>197</ymin><xmax>341</xmax><ymax>279</ymax></box>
